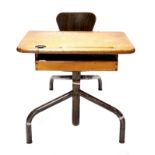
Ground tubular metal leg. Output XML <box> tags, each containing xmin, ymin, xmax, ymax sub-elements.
<box><xmin>80</xmin><ymin>90</ymin><xmax>125</xmax><ymax>143</ymax></box>
<box><xmin>49</xmin><ymin>75</ymin><xmax>72</xmax><ymax>90</ymax></box>
<box><xmin>26</xmin><ymin>91</ymin><xmax>73</xmax><ymax>144</ymax></box>
<box><xmin>81</xmin><ymin>75</ymin><xmax>102</xmax><ymax>90</ymax></box>
<box><xmin>27</xmin><ymin>70</ymin><xmax>125</xmax><ymax>144</ymax></box>
<box><xmin>72</xmin><ymin>72</ymin><xmax>81</xmax><ymax>126</ymax></box>
<box><xmin>49</xmin><ymin>75</ymin><xmax>102</xmax><ymax>91</ymax></box>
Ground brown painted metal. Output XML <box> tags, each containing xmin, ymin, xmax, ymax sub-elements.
<box><xmin>26</xmin><ymin>91</ymin><xmax>73</xmax><ymax>143</ymax></box>
<box><xmin>26</xmin><ymin>71</ymin><xmax>125</xmax><ymax>144</ymax></box>
<box><xmin>49</xmin><ymin>75</ymin><xmax>102</xmax><ymax>91</ymax></box>
<box><xmin>80</xmin><ymin>89</ymin><xmax>125</xmax><ymax>143</ymax></box>
<box><xmin>49</xmin><ymin>75</ymin><xmax>72</xmax><ymax>90</ymax></box>
<box><xmin>72</xmin><ymin>72</ymin><xmax>81</xmax><ymax>125</ymax></box>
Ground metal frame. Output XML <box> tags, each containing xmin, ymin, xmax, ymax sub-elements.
<box><xmin>26</xmin><ymin>91</ymin><xmax>73</xmax><ymax>144</ymax></box>
<box><xmin>49</xmin><ymin>75</ymin><xmax>102</xmax><ymax>91</ymax></box>
<box><xmin>26</xmin><ymin>71</ymin><xmax>125</xmax><ymax>144</ymax></box>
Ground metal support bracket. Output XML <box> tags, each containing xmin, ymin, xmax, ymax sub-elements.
<box><xmin>49</xmin><ymin>75</ymin><xmax>102</xmax><ymax>90</ymax></box>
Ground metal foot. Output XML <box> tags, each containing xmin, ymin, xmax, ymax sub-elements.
<box><xmin>49</xmin><ymin>75</ymin><xmax>102</xmax><ymax>91</ymax></box>
<box><xmin>26</xmin><ymin>91</ymin><xmax>73</xmax><ymax>144</ymax></box>
<box><xmin>80</xmin><ymin>90</ymin><xmax>125</xmax><ymax>143</ymax></box>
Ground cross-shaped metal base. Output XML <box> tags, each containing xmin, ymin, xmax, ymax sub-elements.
<box><xmin>26</xmin><ymin>71</ymin><xmax>125</xmax><ymax>144</ymax></box>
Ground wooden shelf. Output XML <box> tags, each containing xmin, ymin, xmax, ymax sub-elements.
<box><xmin>35</xmin><ymin>54</ymin><xmax>118</xmax><ymax>71</ymax></box>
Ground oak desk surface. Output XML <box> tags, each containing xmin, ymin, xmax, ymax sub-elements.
<box><xmin>17</xmin><ymin>31</ymin><xmax>135</xmax><ymax>54</ymax></box>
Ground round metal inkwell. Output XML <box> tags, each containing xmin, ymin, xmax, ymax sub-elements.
<box><xmin>35</xmin><ymin>45</ymin><xmax>46</xmax><ymax>48</ymax></box>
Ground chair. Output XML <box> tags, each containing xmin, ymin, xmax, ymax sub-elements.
<box><xmin>49</xmin><ymin>12</ymin><xmax>102</xmax><ymax>91</ymax></box>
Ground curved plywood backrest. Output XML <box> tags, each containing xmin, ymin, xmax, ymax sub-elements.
<box><xmin>56</xmin><ymin>12</ymin><xmax>96</xmax><ymax>31</ymax></box>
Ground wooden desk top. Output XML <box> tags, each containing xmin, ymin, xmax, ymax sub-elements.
<box><xmin>17</xmin><ymin>31</ymin><xmax>135</xmax><ymax>54</ymax></box>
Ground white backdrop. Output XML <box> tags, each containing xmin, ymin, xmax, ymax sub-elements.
<box><xmin>0</xmin><ymin>0</ymin><xmax>155</xmax><ymax>155</ymax></box>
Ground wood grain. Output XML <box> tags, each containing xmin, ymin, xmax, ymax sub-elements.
<box><xmin>56</xmin><ymin>12</ymin><xmax>96</xmax><ymax>31</ymax></box>
<box><xmin>17</xmin><ymin>31</ymin><xmax>135</xmax><ymax>54</ymax></box>
<box><xmin>35</xmin><ymin>60</ymin><xmax>117</xmax><ymax>71</ymax></box>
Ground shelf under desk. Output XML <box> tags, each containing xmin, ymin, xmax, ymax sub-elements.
<box><xmin>35</xmin><ymin>54</ymin><xmax>118</xmax><ymax>71</ymax></box>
